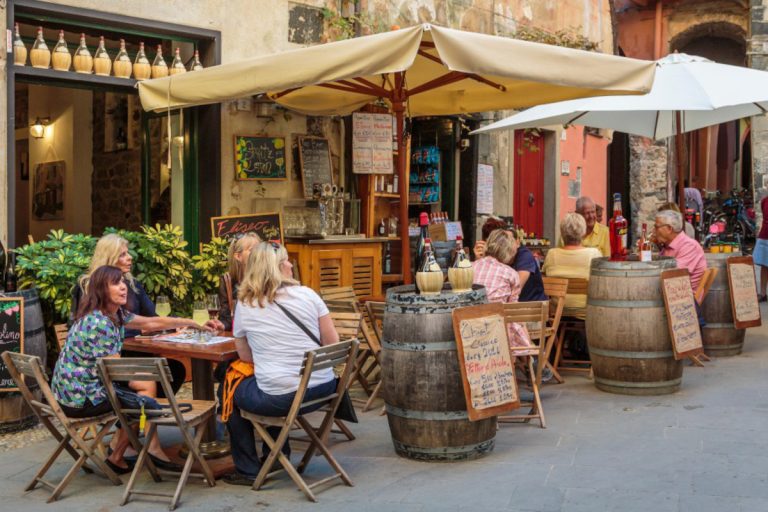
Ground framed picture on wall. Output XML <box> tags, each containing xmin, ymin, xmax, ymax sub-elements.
<box><xmin>32</xmin><ymin>161</ymin><xmax>65</xmax><ymax>221</ymax></box>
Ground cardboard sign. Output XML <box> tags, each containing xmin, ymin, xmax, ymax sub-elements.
<box><xmin>428</xmin><ymin>221</ymin><xmax>464</xmax><ymax>242</ymax></box>
<box><xmin>234</xmin><ymin>135</ymin><xmax>287</xmax><ymax>180</ymax></box>
<box><xmin>661</xmin><ymin>269</ymin><xmax>704</xmax><ymax>360</ymax></box>
<box><xmin>352</xmin><ymin>112</ymin><xmax>394</xmax><ymax>174</ymax></box>
<box><xmin>297</xmin><ymin>136</ymin><xmax>333</xmax><ymax>198</ymax></box>
<box><xmin>727</xmin><ymin>256</ymin><xmax>762</xmax><ymax>329</ymax></box>
<box><xmin>0</xmin><ymin>297</ymin><xmax>24</xmax><ymax>392</ymax></box>
<box><xmin>211</xmin><ymin>212</ymin><xmax>283</xmax><ymax>243</ymax></box>
<box><xmin>452</xmin><ymin>303</ymin><xmax>520</xmax><ymax>421</ymax></box>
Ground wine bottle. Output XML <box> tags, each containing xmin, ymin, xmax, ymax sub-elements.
<box><xmin>609</xmin><ymin>192</ymin><xmax>628</xmax><ymax>260</ymax></box>
<box><xmin>13</xmin><ymin>23</ymin><xmax>27</xmax><ymax>66</ymax></box>
<box><xmin>416</xmin><ymin>238</ymin><xmax>444</xmax><ymax>295</ymax></box>
<box><xmin>52</xmin><ymin>30</ymin><xmax>71</xmax><ymax>71</ymax></box>
<box><xmin>448</xmin><ymin>236</ymin><xmax>473</xmax><ymax>293</ymax></box>
<box><xmin>415</xmin><ymin>211</ymin><xmax>430</xmax><ymax>273</ymax></box>
<box><xmin>5</xmin><ymin>253</ymin><xmax>17</xmax><ymax>293</ymax></box>
<box><xmin>383</xmin><ymin>242</ymin><xmax>392</xmax><ymax>274</ymax></box>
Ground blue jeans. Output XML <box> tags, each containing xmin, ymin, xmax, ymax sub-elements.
<box><xmin>227</xmin><ymin>376</ymin><xmax>337</xmax><ymax>478</ymax></box>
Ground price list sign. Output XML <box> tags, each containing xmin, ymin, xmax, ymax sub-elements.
<box><xmin>0</xmin><ymin>298</ymin><xmax>24</xmax><ymax>392</ymax></box>
<box><xmin>727</xmin><ymin>256</ymin><xmax>762</xmax><ymax>329</ymax></box>
<box><xmin>661</xmin><ymin>269</ymin><xmax>704</xmax><ymax>360</ymax></box>
<box><xmin>452</xmin><ymin>303</ymin><xmax>520</xmax><ymax>421</ymax></box>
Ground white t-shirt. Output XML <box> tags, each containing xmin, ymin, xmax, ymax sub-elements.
<box><xmin>233</xmin><ymin>285</ymin><xmax>335</xmax><ymax>395</ymax></box>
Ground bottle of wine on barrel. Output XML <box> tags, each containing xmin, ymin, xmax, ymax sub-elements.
<box><xmin>5</xmin><ymin>252</ymin><xmax>17</xmax><ymax>293</ymax></box>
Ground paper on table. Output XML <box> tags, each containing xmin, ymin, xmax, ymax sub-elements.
<box><xmin>154</xmin><ymin>333</ymin><xmax>233</xmax><ymax>345</ymax></box>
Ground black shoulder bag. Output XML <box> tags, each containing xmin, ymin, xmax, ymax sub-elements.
<box><xmin>274</xmin><ymin>301</ymin><xmax>358</xmax><ymax>423</ymax></box>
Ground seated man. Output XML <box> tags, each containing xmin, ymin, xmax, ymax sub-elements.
<box><xmin>654</xmin><ymin>209</ymin><xmax>707</xmax><ymax>293</ymax></box>
<box><xmin>559</xmin><ymin>196</ymin><xmax>610</xmax><ymax>257</ymax></box>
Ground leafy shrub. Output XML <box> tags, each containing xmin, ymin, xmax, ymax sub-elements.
<box><xmin>191</xmin><ymin>237</ymin><xmax>230</xmax><ymax>301</ymax></box>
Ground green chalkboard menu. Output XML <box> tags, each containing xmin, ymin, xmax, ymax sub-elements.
<box><xmin>0</xmin><ymin>297</ymin><xmax>24</xmax><ymax>392</ymax></box>
<box><xmin>297</xmin><ymin>136</ymin><xmax>333</xmax><ymax>198</ymax></box>
<box><xmin>211</xmin><ymin>212</ymin><xmax>284</xmax><ymax>243</ymax></box>
<box><xmin>234</xmin><ymin>135</ymin><xmax>287</xmax><ymax>180</ymax></box>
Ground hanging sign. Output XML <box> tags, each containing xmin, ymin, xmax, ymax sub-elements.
<box><xmin>211</xmin><ymin>212</ymin><xmax>283</xmax><ymax>243</ymax></box>
<box><xmin>352</xmin><ymin>113</ymin><xmax>394</xmax><ymax>174</ymax></box>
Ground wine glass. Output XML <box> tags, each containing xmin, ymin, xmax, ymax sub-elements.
<box><xmin>155</xmin><ymin>295</ymin><xmax>171</xmax><ymax>317</ymax></box>
<box><xmin>192</xmin><ymin>301</ymin><xmax>209</xmax><ymax>328</ymax></box>
<box><xmin>206</xmin><ymin>295</ymin><xmax>220</xmax><ymax>322</ymax></box>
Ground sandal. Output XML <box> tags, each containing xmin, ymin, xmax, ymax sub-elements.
<box><xmin>104</xmin><ymin>458</ymin><xmax>133</xmax><ymax>475</ymax></box>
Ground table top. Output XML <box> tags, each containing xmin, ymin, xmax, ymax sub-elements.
<box><xmin>123</xmin><ymin>332</ymin><xmax>239</xmax><ymax>363</ymax></box>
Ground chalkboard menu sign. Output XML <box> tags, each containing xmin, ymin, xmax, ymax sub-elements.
<box><xmin>661</xmin><ymin>269</ymin><xmax>704</xmax><ymax>360</ymax></box>
<box><xmin>452</xmin><ymin>303</ymin><xmax>520</xmax><ymax>421</ymax></box>
<box><xmin>211</xmin><ymin>212</ymin><xmax>283</xmax><ymax>243</ymax></box>
<box><xmin>727</xmin><ymin>256</ymin><xmax>762</xmax><ymax>329</ymax></box>
<box><xmin>297</xmin><ymin>136</ymin><xmax>333</xmax><ymax>198</ymax></box>
<box><xmin>0</xmin><ymin>297</ymin><xmax>24</xmax><ymax>392</ymax></box>
<box><xmin>234</xmin><ymin>135</ymin><xmax>287</xmax><ymax>181</ymax></box>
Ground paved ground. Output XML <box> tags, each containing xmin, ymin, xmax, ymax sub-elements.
<box><xmin>2</xmin><ymin>308</ymin><xmax>768</xmax><ymax>512</ymax></box>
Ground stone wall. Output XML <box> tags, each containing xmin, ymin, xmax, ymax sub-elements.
<box><xmin>751</xmin><ymin>1</ymin><xmax>768</xmax><ymax>227</ymax></box>
<box><xmin>90</xmin><ymin>92</ymin><xmax>142</xmax><ymax>234</ymax></box>
<box><xmin>629</xmin><ymin>135</ymin><xmax>669</xmax><ymax>240</ymax></box>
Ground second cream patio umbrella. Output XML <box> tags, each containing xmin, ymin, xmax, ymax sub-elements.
<box><xmin>139</xmin><ymin>24</ymin><xmax>655</xmax><ymax>283</ymax></box>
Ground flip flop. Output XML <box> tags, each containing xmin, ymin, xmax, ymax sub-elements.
<box><xmin>104</xmin><ymin>458</ymin><xmax>133</xmax><ymax>475</ymax></box>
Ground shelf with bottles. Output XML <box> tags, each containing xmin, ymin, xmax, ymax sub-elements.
<box><xmin>409</xmin><ymin>145</ymin><xmax>441</xmax><ymax>206</ymax></box>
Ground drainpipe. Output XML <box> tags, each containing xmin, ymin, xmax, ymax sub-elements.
<box><xmin>654</xmin><ymin>0</ymin><xmax>663</xmax><ymax>59</ymax></box>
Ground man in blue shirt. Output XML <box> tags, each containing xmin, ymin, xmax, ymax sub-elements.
<box><xmin>473</xmin><ymin>218</ymin><xmax>547</xmax><ymax>302</ymax></box>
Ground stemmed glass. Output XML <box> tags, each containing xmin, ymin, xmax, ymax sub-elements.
<box><xmin>155</xmin><ymin>295</ymin><xmax>171</xmax><ymax>317</ymax></box>
<box><xmin>206</xmin><ymin>295</ymin><xmax>220</xmax><ymax>322</ymax></box>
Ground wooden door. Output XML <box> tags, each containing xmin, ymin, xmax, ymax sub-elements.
<box><xmin>514</xmin><ymin>130</ymin><xmax>545</xmax><ymax>237</ymax></box>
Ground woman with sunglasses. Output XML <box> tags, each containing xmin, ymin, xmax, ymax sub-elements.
<box><xmin>222</xmin><ymin>242</ymin><xmax>339</xmax><ymax>486</ymax></box>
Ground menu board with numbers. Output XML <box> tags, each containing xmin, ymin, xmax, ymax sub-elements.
<box><xmin>0</xmin><ymin>297</ymin><xmax>24</xmax><ymax>392</ymax></box>
<box><xmin>452</xmin><ymin>303</ymin><xmax>520</xmax><ymax>421</ymax></box>
<box><xmin>727</xmin><ymin>256</ymin><xmax>762</xmax><ymax>329</ymax></box>
<box><xmin>352</xmin><ymin>112</ymin><xmax>394</xmax><ymax>174</ymax></box>
<box><xmin>661</xmin><ymin>269</ymin><xmax>704</xmax><ymax>360</ymax></box>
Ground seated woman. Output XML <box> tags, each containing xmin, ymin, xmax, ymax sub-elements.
<box><xmin>224</xmin><ymin>242</ymin><xmax>339</xmax><ymax>486</ymax></box>
<box><xmin>71</xmin><ymin>234</ymin><xmax>187</xmax><ymax>394</ymax></box>
<box><xmin>542</xmin><ymin>213</ymin><xmax>602</xmax><ymax>319</ymax></box>
<box><xmin>218</xmin><ymin>233</ymin><xmax>261</xmax><ymax>331</ymax></box>
<box><xmin>472</xmin><ymin>229</ymin><xmax>532</xmax><ymax>353</ymax></box>
<box><xmin>52</xmin><ymin>265</ymin><xmax>222</xmax><ymax>474</ymax></box>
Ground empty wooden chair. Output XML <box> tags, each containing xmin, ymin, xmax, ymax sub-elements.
<box><xmin>541</xmin><ymin>277</ymin><xmax>568</xmax><ymax>384</ymax></box>
<box><xmin>241</xmin><ymin>340</ymin><xmax>359</xmax><ymax>502</ymax></box>
<box><xmin>498</xmin><ymin>301</ymin><xmax>550</xmax><ymax>428</ymax></box>
<box><xmin>552</xmin><ymin>277</ymin><xmax>592</xmax><ymax>375</ymax></box>
<box><xmin>695</xmin><ymin>267</ymin><xmax>718</xmax><ymax>306</ymax></box>
<box><xmin>1</xmin><ymin>352</ymin><xmax>122</xmax><ymax>503</ymax></box>
<box><xmin>98</xmin><ymin>358</ymin><xmax>215</xmax><ymax>511</ymax></box>
<box><xmin>362</xmin><ymin>301</ymin><xmax>386</xmax><ymax>411</ymax></box>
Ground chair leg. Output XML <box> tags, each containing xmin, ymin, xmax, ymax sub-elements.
<box><xmin>363</xmin><ymin>380</ymin><xmax>383</xmax><ymax>412</ymax></box>
<box><xmin>123</xmin><ymin>422</ymin><xmax>157</xmax><ymax>506</ymax></box>
<box><xmin>26</xmin><ymin>433</ymin><xmax>71</xmax><ymax>491</ymax></box>
<box><xmin>297</xmin><ymin>416</ymin><xmax>353</xmax><ymax>487</ymax></box>
<box><xmin>48</xmin><ymin>452</ymin><xmax>88</xmax><ymax>503</ymax></box>
<box><xmin>528</xmin><ymin>358</ymin><xmax>546</xmax><ymax>429</ymax></box>
<box><xmin>169</xmin><ymin>425</ymin><xmax>206</xmax><ymax>511</ymax></box>
<box><xmin>333</xmin><ymin>419</ymin><xmax>355</xmax><ymax>441</ymax></box>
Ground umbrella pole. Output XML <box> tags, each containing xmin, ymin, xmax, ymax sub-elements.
<box><xmin>393</xmin><ymin>99</ymin><xmax>412</xmax><ymax>284</ymax></box>
<box><xmin>675</xmin><ymin>112</ymin><xmax>686</xmax><ymax>211</ymax></box>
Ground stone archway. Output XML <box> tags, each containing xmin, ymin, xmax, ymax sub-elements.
<box><xmin>669</xmin><ymin>21</ymin><xmax>746</xmax><ymax>65</ymax></box>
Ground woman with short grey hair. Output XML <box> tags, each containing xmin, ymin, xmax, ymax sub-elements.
<box><xmin>560</xmin><ymin>212</ymin><xmax>588</xmax><ymax>246</ymax></box>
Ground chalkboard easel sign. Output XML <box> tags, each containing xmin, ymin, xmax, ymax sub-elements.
<box><xmin>451</xmin><ymin>303</ymin><xmax>520</xmax><ymax>421</ymax></box>
<box><xmin>660</xmin><ymin>269</ymin><xmax>704</xmax><ymax>360</ymax></box>
<box><xmin>297</xmin><ymin>136</ymin><xmax>333</xmax><ymax>198</ymax></box>
<box><xmin>234</xmin><ymin>135</ymin><xmax>287</xmax><ymax>181</ymax></box>
<box><xmin>0</xmin><ymin>297</ymin><xmax>24</xmax><ymax>392</ymax></box>
<box><xmin>211</xmin><ymin>212</ymin><xmax>284</xmax><ymax>244</ymax></box>
<box><xmin>727</xmin><ymin>256</ymin><xmax>762</xmax><ymax>329</ymax></box>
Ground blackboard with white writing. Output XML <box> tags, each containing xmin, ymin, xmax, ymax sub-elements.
<box><xmin>452</xmin><ymin>302</ymin><xmax>519</xmax><ymax>421</ymax></box>
<box><xmin>661</xmin><ymin>269</ymin><xmax>703</xmax><ymax>360</ymax></box>
<box><xmin>211</xmin><ymin>212</ymin><xmax>283</xmax><ymax>244</ymax></box>
<box><xmin>297</xmin><ymin>136</ymin><xmax>333</xmax><ymax>198</ymax></box>
<box><xmin>0</xmin><ymin>298</ymin><xmax>24</xmax><ymax>392</ymax></box>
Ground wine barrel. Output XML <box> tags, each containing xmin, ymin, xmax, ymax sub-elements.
<box><xmin>701</xmin><ymin>252</ymin><xmax>745</xmax><ymax>356</ymax></box>
<box><xmin>382</xmin><ymin>284</ymin><xmax>495</xmax><ymax>461</ymax></box>
<box><xmin>0</xmin><ymin>288</ymin><xmax>47</xmax><ymax>433</ymax></box>
<box><xmin>586</xmin><ymin>257</ymin><xmax>683</xmax><ymax>396</ymax></box>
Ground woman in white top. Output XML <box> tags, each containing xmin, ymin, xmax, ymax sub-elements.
<box><xmin>223</xmin><ymin>241</ymin><xmax>339</xmax><ymax>486</ymax></box>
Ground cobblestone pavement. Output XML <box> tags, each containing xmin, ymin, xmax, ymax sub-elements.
<box><xmin>1</xmin><ymin>311</ymin><xmax>768</xmax><ymax>511</ymax></box>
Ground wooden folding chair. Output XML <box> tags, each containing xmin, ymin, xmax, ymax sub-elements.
<box><xmin>497</xmin><ymin>301</ymin><xmax>550</xmax><ymax>428</ymax></box>
<box><xmin>241</xmin><ymin>340</ymin><xmax>359</xmax><ymax>502</ymax></box>
<box><xmin>695</xmin><ymin>267</ymin><xmax>718</xmax><ymax>306</ymax></box>
<box><xmin>328</xmin><ymin>312</ymin><xmax>365</xmax><ymax>440</ymax></box>
<box><xmin>362</xmin><ymin>301</ymin><xmax>385</xmax><ymax>411</ymax></box>
<box><xmin>320</xmin><ymin>286</ymin><xmax>359</xmax><ymax>304</ymax></box>
<box><xmin>98</xmin><ymin>358</ymin><xmax>216</xmax><ymax>511</ymax></box>
<box><xmin>0</xmin><ymin>352</ymin><xmax>122</xmax><ymax>503</ymax></box>
<box><xmin>552</xmin><ymin>277</ymin><xmax>592</xmax><ymax>375</ymax></box>
<box><xmin>541</xmin><ymin>277</ymin><xmax>568</xmax><ymax>384</ymax></box>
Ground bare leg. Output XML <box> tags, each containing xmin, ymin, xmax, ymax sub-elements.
<box><xmin>128</xmin><ymin>380</ymin><xmax>173</xmax><ymax>462</ymax></box>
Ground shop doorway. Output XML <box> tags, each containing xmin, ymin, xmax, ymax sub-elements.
<box><xmin>514</xmin><ymin>130</ymin><xmax>544</xmax><ymax>237</ymax></box>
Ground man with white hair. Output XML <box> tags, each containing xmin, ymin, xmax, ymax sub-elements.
<box><xmin>560</xmin><ymin>196</ymin><xmax>610</xmax><ymax>257</ymax></box>
<box><xmin>654</xmin><ymin>209</ymin><xmax>707</xmax><ymax>292</ymax></box>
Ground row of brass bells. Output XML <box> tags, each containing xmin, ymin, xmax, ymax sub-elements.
<box><xmin>14</xmin><ymin>24</ymin><xmax>204</xmax><ymax>78</ymax></box>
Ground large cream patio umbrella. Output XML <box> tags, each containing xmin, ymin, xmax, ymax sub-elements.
<box><xmin>138</xmin><ymin>24</ymin><xmax>655</xmax><ymax>282</ymax></box>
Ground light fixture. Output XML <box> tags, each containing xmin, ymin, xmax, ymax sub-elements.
<box><xmin>30</xmin><ymin>117</ymin><xmax>50</xmax><ymax>139</ymax></box>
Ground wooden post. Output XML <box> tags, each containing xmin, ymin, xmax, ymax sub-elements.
<box><xmin>675</xmin><ymin>111</ymin><xmax>686</xmax><ymax>211</ymax></box>
<box><xmin>393</xmin><ymin>79</ymin><xmax>411</xmax><ymax>284</ymax></box>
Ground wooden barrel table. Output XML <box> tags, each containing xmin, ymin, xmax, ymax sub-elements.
<box><xmin>701</xmin><ymin>252</ymin><xmax>745</xmax><ymax>356</ymax></box>
<box><xmin>586</xmin><ymin>257</ymin><xmax>683</xmax><ymax>395</ymax></box>
<box><xmin>0</xmin><ymin>288</ymin><xmax>47</xmax><ymax>433</ymax></box>
<box><xmin>381</xmin><ymin>284</ymin><xmax>495</xmax><ymax>461</ymax></box>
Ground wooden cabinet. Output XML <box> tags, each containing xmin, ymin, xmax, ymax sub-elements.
<box><xmin>286</xmin><ymin>241</ymin><xmax>382</xmax><ymax>298</ymax></box>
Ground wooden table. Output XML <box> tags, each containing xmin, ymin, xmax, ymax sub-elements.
<box><xmin>123</xmin><ymin>333</ymin><xmax>238</xmax><ymax>447</ymax></box>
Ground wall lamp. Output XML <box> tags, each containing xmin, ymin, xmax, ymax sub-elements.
<box><xmin>30</xmin><ymin>117</ymin><xmax>50</xmax><ymax>139</ymax></box>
